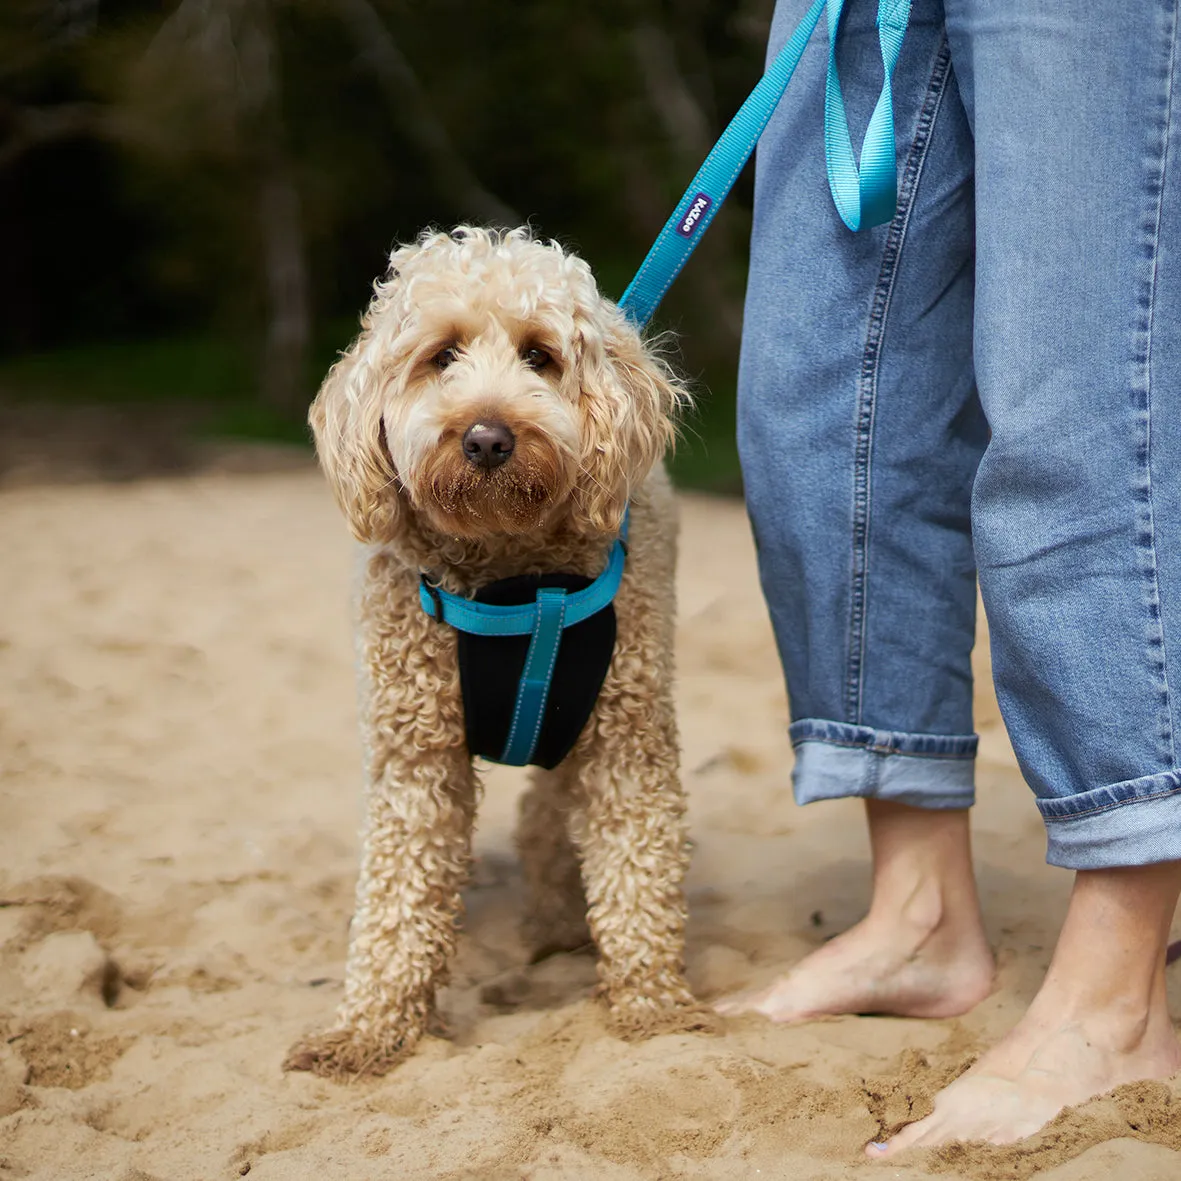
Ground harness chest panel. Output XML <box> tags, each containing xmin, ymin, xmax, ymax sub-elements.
<box><xmin>456</xmin><ymin>572</ymin><xmax>616</xmax><ymax>770</ymax></box>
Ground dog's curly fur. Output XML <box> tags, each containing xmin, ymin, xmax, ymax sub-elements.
<box><xmin>284</xmin><ymin>227</ymin><xmax>711</xmax><ymax>1078</ymax></box>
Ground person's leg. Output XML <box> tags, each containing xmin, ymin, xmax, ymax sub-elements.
<box><xmin>717</xmin><ymin>801</ymin><xmax>992</xmax><ymax>1020</ymax></box>
<box><xmin>870</xmin><ymin>864</ymin><xmax>1181</xmax><ymax>1155</ymax></box>
<box><xmin>872</xmin><ymin>0</ymin><xmax>1181</xmax><ymax>1153</ymax></box>
<box><xmin>727</xmin><ymin>0</ymin><xmax>992</xmax><ymax>1019</ymax></box>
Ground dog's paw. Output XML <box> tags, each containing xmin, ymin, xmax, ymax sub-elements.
<box><xmin>283</xmin><ymin>1023</ymin><xmax>420</xmax><ymax>1079</ymax></box>
<box><xmin>604</xmin><ymin>985</ymin><xmax>722</xmax><ymax>1041</ymax></box>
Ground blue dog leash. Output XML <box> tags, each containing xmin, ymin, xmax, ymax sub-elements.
<box><xmin>825</xmin><ymin>0</ymin><xmax>913</xmax><ymax>231</ymax></box>
<box><xmin>619</xmin><ymin>0</ymin><xmax>912</xmax><ymax>329</ymax></box>
<box><xmin>421</xmin><ymin>0</ymin><xmax>911</xmax><ymax>766</ymax></box>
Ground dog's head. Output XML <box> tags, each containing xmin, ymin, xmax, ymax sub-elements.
<box><xmin>309</xmin><ymin>227</ymin><xmax>688</xmax><ymax>543</ymax></box>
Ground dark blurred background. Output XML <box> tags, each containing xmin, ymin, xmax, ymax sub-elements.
<box><xmin>0</xmin><ymin>0</ymin><xmax>777</xmax><ymax>491</ymax></box>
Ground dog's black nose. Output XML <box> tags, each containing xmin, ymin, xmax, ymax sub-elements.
<box><xmin>462</xmin><ymin>421</ymin><xmax>515</xmax><ymax>470</ymax></box>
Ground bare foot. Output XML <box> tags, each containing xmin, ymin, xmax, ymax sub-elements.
<box><xmin>866</xmin><ymin>998</ymin><xmax>1181</xmax><ymax>1155</ymax></box>
<box><xmin>867</xmin><ymin>862</ymin><xmax>1181</xmax><ymax>1156</ymax></box>
<box><xmin>716</xmin><ymin>801</ymin><xmax>994</xmax><ymax>1022</ymax></box>
<box><xmin>715</xmin><ymin>893</ymin><xmax>994</xmax><ymax>1022</ymax></box>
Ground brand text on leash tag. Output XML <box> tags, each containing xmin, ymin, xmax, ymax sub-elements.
<box><xmin>676</xmin><ymin>193</ymin><xmax>712</xmax><ymax>238</ymax></box>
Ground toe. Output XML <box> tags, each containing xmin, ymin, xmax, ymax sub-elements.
<box><xmin>864</xmin><ymin>1114</ymin><xmax>938</xmax><ymax>1160</ymax></box>
<box><xmin>713</xmin><ymin>993</ymin><xmax>748</xmax><ymax>1016</ymax></box>
<box><xmin>713</xmin><ymin>981</ymin><xmax>774</xmax><ymax>1017</ymax></box>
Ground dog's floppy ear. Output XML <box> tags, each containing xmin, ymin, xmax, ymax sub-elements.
<box><xmin>573</xmin><ymin>307</ymin><xmax>688</xmax><ymax>533</ymax></box>
<box><xmin>308</xmin><ymin>325</ymin><xmax>403</xmax><ymax>544</ymax></box>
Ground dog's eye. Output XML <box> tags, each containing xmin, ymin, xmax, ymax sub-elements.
<box><xmin>433</xmin><ymin>346</ymin><xmax>459</xmax><ymax>370</ymax></box>
<box><xmin>522</xmin><ymin>347</ymin><xmax>552</xmax><ymax>371</ymax></box>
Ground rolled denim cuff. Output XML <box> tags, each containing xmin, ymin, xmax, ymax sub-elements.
<box><xmin>1039</xmin><ymin>770</ymin><xmax>1181</xmax><ymax>869</ymax></box>
<box><xmin>789</xmin><ymin>718</ymin><xmax>977</xmax><ymax>810</ymax></box>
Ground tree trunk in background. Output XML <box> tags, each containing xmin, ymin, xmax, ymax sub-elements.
<box><xmin>629</xmin><ymin>21</ymin><xmax>744</xmax><ymax>357</ymax></box>
<box><xmin>257</xmin><ymin>161</ymin><xmax>310</xmax><ymax>418</ymax></box>
<box><xmin>336</xmin><ymin>0</ymin><xmax>519</xmax><ymax>229</ymax></box>
<box><xmin>237</xmin><ymin>0</ymin><xmax>311</xmax><ymax>417</ymax></box>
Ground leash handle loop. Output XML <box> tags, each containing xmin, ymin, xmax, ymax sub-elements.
<box><xmin>618</xmin><ymin>0</ymin><xmax>910</xmax><ymax>329</ymax></box>
<box><xmin>824</xmin><ymin>0</ymin><xmax>912</xmax><ymax>231</ymax></box>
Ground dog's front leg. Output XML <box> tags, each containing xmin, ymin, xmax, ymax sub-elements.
<box><xmin>286</xmin><ymin>565</ymin><xmax>476</xmax><ymax>1078</ymax></box>
<box><xmin>285</xmin><ymin>750</ymin><xmax>477</xmax><ymax>1077</ymax></box>
<box><xmin>571</xmin><ymin>698</ymin><xmax>715</xmax><ymax>1038</ymax></box>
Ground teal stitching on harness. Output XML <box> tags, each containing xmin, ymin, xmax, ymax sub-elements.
<box><xmin>618</xmin><ymin>0</ymin><xmax>911</xmax><ymax>329</ymax></box>
<box><xmin>500</xmin><ymin>588</ymin><xmax>568</xmax><ymax>765</ymax></box>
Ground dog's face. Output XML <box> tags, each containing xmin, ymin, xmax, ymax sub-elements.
<box><xmin>310</xmin><ymin>227</ymin><xmax>687</xmax><ymax>543</ymax></box>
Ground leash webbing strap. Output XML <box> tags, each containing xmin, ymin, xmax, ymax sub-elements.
<box><xmin>500</xmin><ymin>588</ymin><xmax>568</xmax><ymax>765</ymax></box>
<box><xmin>618</xmin><ymin>0</ymin><xmax>911</xmax><ymax>329</ymax></box>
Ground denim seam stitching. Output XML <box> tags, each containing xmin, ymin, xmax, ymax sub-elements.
<box><xmin>845</xmin><ymin>36</ymin><xmax>954</xmax><ymax>725</ymax></box>
<box><xmin>1040</xmin><ymin>780</ymin><xmax>1181</xmax><ymax>821</ymax></box>
<box><xmin>791</xmin><ymin>737</ymin><xmax>975</xmax><ymax>760</ymax></box>
<box><xmin>1136</xmin><ymin>0</ymin><xmax>1179</xmax><ymax>767</ymax></box>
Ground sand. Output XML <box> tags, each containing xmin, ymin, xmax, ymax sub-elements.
<box><xmin>1</xmin><ymin>466</ymin><xmax>1179</xmax><ymax>1181</ymax></box>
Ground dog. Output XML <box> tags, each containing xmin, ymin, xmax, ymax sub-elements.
<box><xmin>284</xmin><ymin>226</ymin><xmax>707</xmax><ymax>1078</ymax></box>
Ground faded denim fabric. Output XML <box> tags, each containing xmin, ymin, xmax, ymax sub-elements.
<box><xmin>739</xmin><ymin>0</ymin><xmax>1181</xmax><ymax>869</ymax></box>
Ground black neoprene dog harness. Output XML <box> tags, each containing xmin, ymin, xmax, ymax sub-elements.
<box><xmin>418</xmin><ymin>515</ymin><xmax>628</xmax><ymax>768</ymax></box>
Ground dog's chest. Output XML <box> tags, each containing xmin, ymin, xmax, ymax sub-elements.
<box><xmin>456</xmin><ymin>570</ymin><xmax>616</xmax><ymax>769</ymax></box>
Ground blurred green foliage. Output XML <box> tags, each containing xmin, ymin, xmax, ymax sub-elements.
<box><xmin>0</xmin><ymin>0</ymin><xmax>774</xmax><ymax>491</ymax></box>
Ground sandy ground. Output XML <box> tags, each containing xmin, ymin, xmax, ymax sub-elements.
<box><xmin>2</xmin><ymin>466</ymin><xmax>1180</xmax><ymax>1181</ymax></box>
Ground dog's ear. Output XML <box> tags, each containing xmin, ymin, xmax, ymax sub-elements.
<box><xmin>573</xmin><ymin>308</ymin><xmax>688</xmax><ymax>533</ymax></box>
<box><xmin>308</xmin><ymin>327</ymin><xmax>404</xmax><ymax>544</ymax></box>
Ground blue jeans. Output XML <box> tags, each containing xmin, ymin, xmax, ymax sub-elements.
<box><xmin>738</xmin><ymin>0</ymin><xmax>1181</xmax><ymax>869</ymax></box>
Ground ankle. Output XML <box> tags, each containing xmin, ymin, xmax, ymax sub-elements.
<box><xmin>863</xmin><ymin>802</ymin><xmax>983</xmax><ymax>937</ymax></box>
<box><xmin>866</xmin><ymin>863</ymin><xmax>984</xmax><ymax>940</ymax></box>
<box><xmin>1028</xmin><ymin>978</ymin><xmax>1168</xmax><ymax>1057</ymax></box>
<box><xmin>866</xmin><ymin>873</ymin><xmax>943</xmax><ymax>936</ymax></box>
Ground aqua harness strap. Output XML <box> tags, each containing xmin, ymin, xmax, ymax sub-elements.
<box><xmin>618</xmin><ymin>0</ymin><xmax>912</xmax><ymax>329</ymax></box>
<box><xmin>419</xmin><ymin>514</ymin><xmax>629</xmax><ymax>768</ymax></box>
<box><xmin>499</xmin><ymin>587</ymin><xmax>568</xmax><ymax>766</ymax></box>
<box><xmin>418</xmin><ymin>532</ymin><xmax>626</xmax><ymax>637</ymax></box>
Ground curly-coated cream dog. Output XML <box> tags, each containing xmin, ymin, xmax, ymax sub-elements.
<box><xmin>285</xmin><ymin>226</ymin><xmax>707</xmax><ymax>1078</ymax></box>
